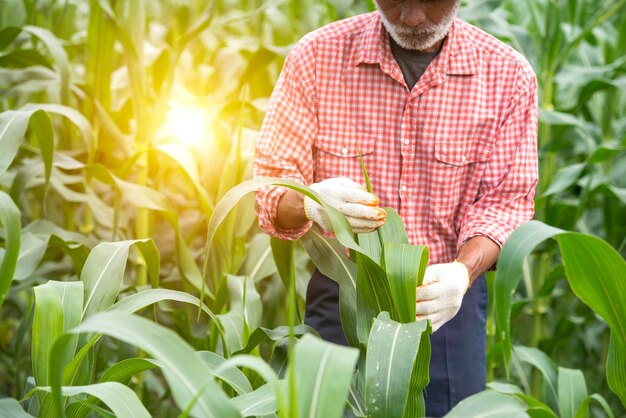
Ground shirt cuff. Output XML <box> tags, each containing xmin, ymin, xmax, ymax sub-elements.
<box><xmin>256</xmin><ymin>185</ymin><xmax>313</xmax><ymax>241</ymax></box>
<box><xmin>457</xmin><ymin>218</ymin><xmax>515</xmax><ymax>253</ymax></box>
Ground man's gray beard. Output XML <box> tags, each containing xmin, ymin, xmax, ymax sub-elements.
<box><xmin>376</xmin><ymin>2</ymin><xmax>459</xmax><ymax>51</ymax></box>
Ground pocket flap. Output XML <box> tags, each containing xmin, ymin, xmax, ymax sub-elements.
<box><xmin>315</xmin><ymin>130</ymin><xmax>376</xmax><ymax>157</ymax></box>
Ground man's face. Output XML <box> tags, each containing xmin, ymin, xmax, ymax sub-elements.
<box><xmin>374</xmin><ymin>0</ymin><xmax>460</xmax><ymax>51</ymax></box>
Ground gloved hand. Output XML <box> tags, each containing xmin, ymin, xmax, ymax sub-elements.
<box><xmin>304</xmin><ymin>177</ymin><xmax>386</xmax><ymax>233</ymax></box>
<box><xmin>415</xmin><ymin>261</ymin><xmax>470</xmax><ymax>332</ymax></box>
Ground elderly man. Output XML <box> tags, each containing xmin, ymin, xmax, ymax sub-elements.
<box><xmin>254</xmin><ymin>0</ymin><xmax>538</xmax><ymax>415</ymax></box>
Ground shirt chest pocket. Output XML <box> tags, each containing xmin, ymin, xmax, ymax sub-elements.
<box><xmin>313</xmin><ymin>130</ymin><xmax>377</xmax><ymax>184</ymax></box>
<box><xmin>429</xmin><ymin>132</ymin><xmax>493</xmax><ymax>216</ymax></box>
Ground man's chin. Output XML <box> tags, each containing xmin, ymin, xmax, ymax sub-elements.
<box><xmin>391</xmin><ymin>33</ymin><xmax>441</xmax><ymax>51</ymax></box>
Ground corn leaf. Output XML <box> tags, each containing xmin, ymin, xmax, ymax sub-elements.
<box><xmin>365</xmin><ymin>312</ymin><xmax>430</xmax><ymax>418</ymax></box>
<box><xmin>574</xmin><ymin>394</ymin><xmax>615</xmax><ymax>418</ymax></box>
<box><xmin>0</xmin><ymin>398</ymin><xmax>33</xmax><ymax>417</ymax></box>
<box><xmin>558</xmin><ymin>367</ymin><xmax>588</xmax><ymax>418</ymax></box>
<box><xmin>32</xmin><ymin>283</ymin><xmax>64</xmax><ymax>388</ymax></box>
<box><xmin>52</xmin><ymin>312</ymin><xmax>240</xmax><ymax>418</ymax></box>
<box><xmin>495</xmin><ymin>220</ymin><xmax>626</xmax><ymax>407</ymax></box>
<box><xmin>81</xmin><ymin>239</ymin><xmax>160</xmax><ymax>319</ymax></box>
<box><xmin>378</xmin><ymin>208</ymin><xmax>409</xmax><ymax>245</ymax></box>
<box><xmin>444</xmin><ymin>390</ymin><xmax>530</xmax><ymax>417</ymax></box>
<box><xmin>196</xmin><ymin>351</ymin><xmax>253</xmax><ymax>395</ymax></box>
<box><xmin>514</xmin><ymin>346</ymin><xmax>559</xmax><ymax>406</ymax></box>
<box><xmin>291</xmin><ymin>334</ymin><xmax>359</xmax><ymax>418</ymax></box>
<box><xmin>355</xmin><ymin>252</ymin><xmax>397</xmax><ymax>344</ymax></box>
<box><xmin>0</xmin><ymin>191</ymin><xmax>21</xmax><ymax>308</ymax></box>
<box><xmin>34</xmin><ymin>383</ymin><xmax>150</xmax><ymax>418</ymax></box>
<box><xmin>301</xmin><ymin>228</ymin><xmax>359</xmax><ymax>347</ymax></box>
<box><xmin>383</xmin><ymin>242</ymin><xmax>428</xmax><ymax>323</ymax></box>
<box><xmin>230</xmin><ymin>382</ymin><xmax>278</xmax><ymax>417</ymax></box>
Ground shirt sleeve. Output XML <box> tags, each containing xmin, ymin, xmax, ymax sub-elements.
<box><xmin>457</xmin><ymin>62</ymin><xmax>539</xmax><ymax>251</ymax></box>
<box><xmin>253</xmin><ymin>39</ymin><xmax>318</xmax><ymax>240</ymax></box>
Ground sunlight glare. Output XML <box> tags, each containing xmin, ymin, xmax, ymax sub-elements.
<box><xmin>160</xmin><ymin>104</ymin><xmax>211</xmax><ymax>148</ymax></box>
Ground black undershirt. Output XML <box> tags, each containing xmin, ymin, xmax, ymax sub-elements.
<box><xmin>389</xmin><ymin>36</ymin><xmax>441</xmax><ymax>90</ymax></box>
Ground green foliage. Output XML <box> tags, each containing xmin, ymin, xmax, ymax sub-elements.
<box><xmin>0</xmin><ymin>0</ymin><xmax>624</xmax><ymax>416</ymax></box>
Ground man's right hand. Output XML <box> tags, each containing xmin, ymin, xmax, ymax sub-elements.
<box><xmin>304</xmin><ymin>177</ymin><xmax>387</xmax><ymax>233</ymax></box>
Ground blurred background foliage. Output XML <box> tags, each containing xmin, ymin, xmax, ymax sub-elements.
<box><xmin>0</xmin><ymin>0</ymin><xmax>624</xmax><ymax>416</ymax></box>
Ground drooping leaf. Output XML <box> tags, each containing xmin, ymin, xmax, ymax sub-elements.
<box><xmin>51</xmin><ymin>312</ymin><xmax>240</xmax><ymax>418</ymax></box>
<box><xmin>0</xmin><ymin>398</ymin><xmax>34</xmax><ymax>417</ymax></box>
<box><xmin>444</xmin><ymin>390</ymin><xmax>530</xmax><ymax>418</ymax></box>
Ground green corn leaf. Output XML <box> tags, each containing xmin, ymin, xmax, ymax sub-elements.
<box><xmin>355</xmin><ymin>252</ymin><xmax>397</xmax><ymax>344</ymax></box>
<box><xmin>64</xmin><ymin>358</ymin><xmax>157</xmax><ymax>418</ymax></box>
<box><xmin>230</xmin><ymin>382</ymin><xmax>278</xmax><ymax>417</ymax></box>
<box><xmin>12</xmin><ymin>233</ymin><xmax>48</xmax><ymax>282</ymax></box>
<box><xmin>0</xmin><ymin>26</ymin><xmax>21</xmax><ymax>50</ymax></box>
<box><xmin>51</xmin><ymin>312</ymin><xmax>240</xmax><ymax>418</ymax></box>
<box><xmin>357</xmin><ymin>230</ymin><xmax>383</xmax><ymax>265</ymax></box>
<box><xmin>0</xmin><ymin>191</ymin><xmax>21</xmax><ymax>308</ymax></box>
<box><xmin>513</xmin><ymin>346</ymin><xmax>559</xmax><ymax>405</ymax></box>
<box><xmin>0</xmin><ymin>398</ymin><xmax>33</xmax><ymax>417</ymax></box>
<box><xmin>291</xmin><ymin>334</ymin><xmax>359</xmax><ymax>418</ymax></box>
<box><xmin>301</xmin><ymin>227</ymin><xmax>359</xmax><ymax>347</ymax></box>
<box><xmin>557</xmin><ymin>367</ymin><xmax>588</xmax><ymax>418</ymax></box>
<box><xmin>365</xmin><ymin>312</ymin><xmax>430</xmax><ymax>418</ymax></box>
<box><xmin>21</xmin><ymin>26</ymin><xmax>70</xmax><ymax>104</ymax></box>
<box><xmin>213</xmin><ymin>353</ymin><xmax>287</xmax><ymax>413</ymax></box>
<box><xmin>494</xmin><ymin>221</ymin><xmax>564</xmax><ymax>371</ymax></box>
<box><xmin>444</xmin><ymin>390</ymin><xmax>530</xmax><ymax>417</ymax></box>
<box><xmin>34</xmin><ymin>383</ymin><xmax>150</xmax><ymax>418</ymax></box>
<box><xmin>202</xmin><ymin>177</ymin><xmax>364</xmax><ymax>310</ymax></box>
<box><xmin>0</xmin><ymin>105</ymin><xmax>93</xmax><ymax>177</ymax></box>
<box><xmin>234</xmin><ymin>324</ymin><xmax>317</xmax><ymax>355</ymax></box>
<box><xmin>495</xmin><ymin>220</ymin><xmax>626</xmax><ymax>407</ymax></box>
<box><xmin>574</xmin><ymin>393</ymin><xmax>615</xmax><ymax>418</ymax></box>
<box><xmin>197</xmin><ymin>351</ymin><xmax>253</xmax><ymax>395</ymax></box>
<box><xmin>0</xmin><ymin>49</ymin><xmax>51</xmax><ymax>68</ymax></box>
<box><xmin>32</xmin><ymin>282</ymin><xmax>64</xmax><ymax>388</ymax></box>
<box><xmin>217</xmin><ymin>275</ymin><xmax>263</xmax><ymax>354</ymax></box>
<box><xmin>81</xmin><ymin>239</ymin><xmax>160</xmax><ymax>320</ymax></box>
<box><xmin>378</xmin><ymin>208</ymin><xmax>409</xmax><ymax>245</ymax></box>
<box><xmin>28</xmin><ymin>110</ymin><xmax>54</xmax><ymax>201</ymax></box>
<box><xmin>108</xmin><ymin>288</ymin><xmax>224</xmax><ymax>339</ymax></box>
<box><xmin>383</xmin><ymin>242</ymin><xmax>428</xmax><ymax>323</ymax></box>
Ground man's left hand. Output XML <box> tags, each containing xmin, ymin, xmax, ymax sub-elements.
<box><xmin>415</xmin><ymin>261</ymin><xmax>470</xmax><ymax>332</ymax></box>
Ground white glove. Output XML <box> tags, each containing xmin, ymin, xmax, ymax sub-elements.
<box><xmin>415</xmin><ymin>261</ymin><xmax>470</xmax><ymax>333</ymax></box>
<box><xmin>304</xmin><ymin>177</ymin><xmax>386</xmax><ymax>234</ymax></box>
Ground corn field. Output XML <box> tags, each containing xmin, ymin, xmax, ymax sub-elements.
<box><xmin>0</xmin><ymin>0</ymin><xmax>625</xmax><ymax>417</ymax></box>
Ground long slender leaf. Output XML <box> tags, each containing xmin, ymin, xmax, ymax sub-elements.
<box><xmin>0</xmin><ymin>191</ymin><xmax>21</xmax><ymax>308</ymax></box>
<box><xmin>444</xmin><ymin>390</ymin><xmax>530</xmax><ymax>417</ymax></box>
<box><xmin>0</xmin><ymin>398</ymin><xmax>33</xmax><ymax>418</ymax></box>
<box><xmin>365</xmin><ymin>312</ymin><xmax>429</xmax><ymax>418</ymax></box>
<box><xmin>558</xmin><ymin>367</ymin><xmax>588</xmax><ymax>418</ymax></box>
<box><xmin>292</xmin><ymin>334</ymin><xmax>359</xmax><ymax>418</ymax></box>
<box><xmin>51</xmin><ymin>312</ymin><xmax>239</xmax><ymax>418</ymax></box>
<box><xmin>495</xmin><ymin>221</ymin><xmax>626</xmax><ymax>406</ymax></box>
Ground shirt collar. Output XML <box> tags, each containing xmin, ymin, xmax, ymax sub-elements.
<box><xmin>353</xmin><ymin>13</ymin><xmax>478</xmax><ymax>77</ymax></box>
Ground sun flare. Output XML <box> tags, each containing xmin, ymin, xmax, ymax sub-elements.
<box><xmin>160</xmin><ymin>103</ymin><xmax>211</xmax><ymax>148</ymax></box>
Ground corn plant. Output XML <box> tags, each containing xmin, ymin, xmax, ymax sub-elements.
<box><xmin>202</xmin><ymin>176</ymin><xmax>432</xmax><ymax>417</ymax></box>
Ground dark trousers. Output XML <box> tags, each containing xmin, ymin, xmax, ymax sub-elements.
<box><xmin>304</xmin><ymin>269</ymin><xmax>487</xmax><ymax>418</ymax></box>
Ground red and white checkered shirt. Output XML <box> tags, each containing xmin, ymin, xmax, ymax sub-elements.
<box><xmin>254</xmin><ymin>12</ymin><xmax>538</xmax><ymax>265</ymax></box>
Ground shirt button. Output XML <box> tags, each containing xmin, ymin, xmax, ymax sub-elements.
<box><xmin>401</xmin><ymin>185</ymin><xmax>407</xmax><ymax>192</ymax></box>
<box><xmin>403</xmin><ymin>139</ymin><xmax>410</xmax><ymax>146</ymax></box>
<box><xmin>341</xmin><ymin>147</ymin><xmax>348</xmax><ymax>155</ymax></box>
<box><xmin>461</xmin><ymin>155</ymin><xmax>467</xmax><ymax>163</ymax></box>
